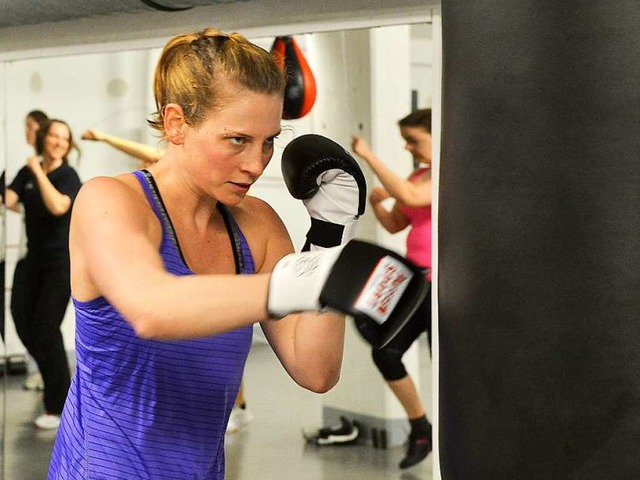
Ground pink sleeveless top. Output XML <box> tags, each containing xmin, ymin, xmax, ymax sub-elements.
<box><xmin>398</xmin><ymin>167</ymin><xmax>431</xmax><ymax>273</ymax></box>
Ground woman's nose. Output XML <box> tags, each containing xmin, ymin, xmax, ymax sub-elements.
<box><xmin>241</xmin><ymin>149</ymin><xmax>266</xmax><ymax>176</ymax></box>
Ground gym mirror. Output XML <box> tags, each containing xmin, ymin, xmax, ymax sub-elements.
<box><xmin>0</xmin><ymin>18</ymin><xmax>437</xmax><ymax>479</ymax></box>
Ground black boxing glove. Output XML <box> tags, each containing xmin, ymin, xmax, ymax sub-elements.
<box><xmin>281</xmin><ymin>134</ymin><xmax>366</xmax><ymax>251</ymax></box>
<box><xmin>267</xmin><ymin>240</ymin><xmax>428</xmax><ymax>349</ymax></box>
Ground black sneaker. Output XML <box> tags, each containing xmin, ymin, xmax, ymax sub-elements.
<box><xmin>302</xmin><ymin>416</ymin><xmax>360</xmax><ymax>446</ymax></box>
<box><xmin>399</xmin><ymin>435</ymin><xmax>432</xmax><ymax>469</ymax></box>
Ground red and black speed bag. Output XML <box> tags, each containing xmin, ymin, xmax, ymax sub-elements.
<box><xmin>271</xmin><ymin>36</ymin><xmax>317</xmax><ymax>119</ymax></box>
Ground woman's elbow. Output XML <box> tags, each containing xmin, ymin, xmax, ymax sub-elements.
<box><xmin>301</xmin><ymin>369</ymin><xmax>341</xmax><ymax>394</ymax></box>
<box><xmin>128</xmin><ymin>314</ymin><xmax>158</xmax><ymax>340</ymax></box>
<box><xmin>399</xmin><ymin>192</ymin><xmax>430</xmax><ymax>207</ymax></box>
<box><xmin>386</xmin><ymin>223</ymin><xmax>405</xmax><ymax>234</ymax></box>
<box><xmin>50</xmin><ymin>201</ymin><xmax>72</xmax><ymax>217</ymax></box>
<box><xmin>51</xmin><ymin>207</ymin><xmax>70</xmax><ymax>217</ymax></box>
<box><xmin>125</xmin><ymin>306</ymin><xmax>166</xmax><ymax>340</ymax></box>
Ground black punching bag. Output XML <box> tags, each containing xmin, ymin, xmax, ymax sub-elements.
<box><xmin>439</xmin><ymin>2</ymin><xmax>640</xmax><ymax>479</ymax></box>
<box><xmin>271</xmin><ymin>36</ymin><xmax>317</xmax><ymax>120</ymax></box>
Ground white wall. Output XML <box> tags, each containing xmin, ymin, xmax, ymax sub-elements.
<box><xmin>411</xmin><ymin>23</ymin><xmax>437</xmax><ymax>110</ymax></box>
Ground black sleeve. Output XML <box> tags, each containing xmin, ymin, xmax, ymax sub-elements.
<box><xmin>7</xmin><ymin>166</ymin><xmax>31</xmax><ymax>200</ymax></box>
<box><xmin>54</xmin><ymin>166</ymin><xmax>83</xmax><ymax>201</ymax></box>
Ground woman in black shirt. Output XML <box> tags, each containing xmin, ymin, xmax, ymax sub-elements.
<box><xmin>5</xmin><ymin>118</ymin><xmax>82</xmax><ymax>430</ymax></box>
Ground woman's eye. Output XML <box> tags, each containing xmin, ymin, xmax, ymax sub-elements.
<box><xmin>230</xmin><ymin>137</ymin><xmax>246</xmax><ymax>145</ymax></box>
<box><xmin>262</xmin><ymin>137</ymin><xmax>277</xmax><ymax>152</ymax></box>
<box><xmin>263</xmin><ymin>136</ymin><xmax>278</xmax><ymax>149</ymax></box>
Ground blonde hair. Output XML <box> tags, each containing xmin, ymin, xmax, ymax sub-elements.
<box><xmin>148</xmin><ymin>28</ymin><xmax>285</xmax><ymax>135</ymax></box>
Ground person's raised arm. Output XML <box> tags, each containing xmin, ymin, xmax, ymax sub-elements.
<box><xmin>369</xmin><ymin>186</ymin><xmax>410</xmax><ymax>234</ymax></box>
<box><xmin>71</xmin><ymin>176</ymin><xmax>272</xmax><ymax>340</ymax></box>
<box><xmin>27</xmin><ymin>156</ymin><xmax>72</xmax><ymax>216</ymax></box>
<box><xmin>82</xmin><ymin>129</ymin><xmax>163</xmax><ymax>166</ymax></box>
<box><xmin>242</xmin><ymin>197</ymin><xmax>346</xmax><ymax>393</ymax></box>
<box><xmin>74</xmin><ymin>175</ymin><xmax>423</xmax><ymax>393</ymax></box>
<box><xmin>351</xmin><ymin>135</ymin><xmax>431</xmax><ymax>207</ymax></box>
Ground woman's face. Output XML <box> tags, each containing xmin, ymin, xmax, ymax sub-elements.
<box><xmin>25</xmin><ymin>115</ymin><xmax>41</xmax><ymax>147</ymax></box>
<box><xmin>43</xmin><ymin>121</ymin><xmax>71</xmax><ymax>161</ymax></box>
<box><xmin>400</xmin><ymin>125</ymin><xmax>432</xmax><ymax>165</ymax></box>
<box><xmin>183</xmin><ymin>87</ymin><xmax>283</xmax><ymax>206</ymax></box>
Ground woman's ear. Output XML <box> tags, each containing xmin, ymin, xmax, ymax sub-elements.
<box><xmin>164</xmin><ymin>104</ymin><xmax>186</xmax><ymax>144</ymax></box>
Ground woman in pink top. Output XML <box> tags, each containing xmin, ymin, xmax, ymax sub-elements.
<box><xmin>352</xmin><ymin>108</ymin><xmax>432</xmax><ymax>470</ymax></box>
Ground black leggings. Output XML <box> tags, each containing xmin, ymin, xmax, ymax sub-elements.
<box><xmin>10</xmin><ymin>258</ymin><xmax>27</xmax><ymax>346</ymax></box>
<box><xmin>372</xmin><ymin>283</ymin><xmax>431</xmax><ymax>381</ymax></box>
<box><xmin>0</xmin><ymin>260</ymin><xmax>4</xmax><ymax>342</ymax></box>
<box><xmin>18</xmin><ymin>254</ymin><xmax>72</xmax><ymax>414</ymax></box>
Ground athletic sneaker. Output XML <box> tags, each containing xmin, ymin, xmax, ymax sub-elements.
<box><xmin>226</xmin><ymin>406</ymin><xmax>253</xmax><ymax>433</ymax></box>
<box><xmin>24</xmin><ymin>372</ymin><xmax>44</xmax><ymax>391</ymax></box>
<box><xmin>399</xmin><ymin>434</ymin><xmax>432</xmax><ymax>469</ymax></box>
<box><xmin>34</xmin><ymin>413</ymin><xmax>61</xmax><ymax>430</ymax></box>
<box><xmin>303</xmin><ymin>416</ymin><xmax>360</xmax><ymax>445</ymax></box>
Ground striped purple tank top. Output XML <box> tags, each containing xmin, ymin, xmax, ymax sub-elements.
<box><xmin>49</xmin><ymin>170</ymin><xmax>254</xmax><ymax>479</ymax></box>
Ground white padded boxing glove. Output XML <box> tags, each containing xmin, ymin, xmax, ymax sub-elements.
<box><xmin>281</xmin><ymin>134</ymin><xmax>366</xmax><ymax>251</ymax></box>
<box><xmin>267</xmin><ymin>240</ymin><xmax>428</xmax><ymax>349</ymax></box>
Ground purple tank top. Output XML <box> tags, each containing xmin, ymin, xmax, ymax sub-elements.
<box><xmin>49</xmin><ymin>170</ymin><xmax>254</xmax><ymax>479</ymax></box>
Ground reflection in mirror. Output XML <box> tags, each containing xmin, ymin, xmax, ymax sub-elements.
<box><xmin>1</xmin><ymin>174</ymin><xmax>4</xmax><ymax>479</ymax></box>
<box><xmin>1</xmin><ymin>58</ymin><xmax>6</xmax><ymax>478</ymax></box>
<box><xmin>1</xmin><ymin>22</ymin><xmax>437</xmax><ymax>479</ymax></box>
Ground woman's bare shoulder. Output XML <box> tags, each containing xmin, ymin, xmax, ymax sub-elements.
<box><xmin>227</xmin><ymin>195</ymin><xmax>293</xmax><ymax>269</ymax></box>
<box><xmin>234</xmin><ymin>195</ymin><xmax>283</xmax><ymax>226</ymax></box>
<box><xmin>73</xmin><ymin>173</ymin><xmax>152</xmax><ymax>224</ymax></box>
<box><xmin>77</xmin><ymin>173</ymin><xmax>143</xmax><ymax>202</ymax></box>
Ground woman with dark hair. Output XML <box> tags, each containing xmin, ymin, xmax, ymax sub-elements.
<box><xmin>9</xmin><ymin>109</ymin><xmax>50</xmax><ymax>387</ymax></box>
<box><xmin>5</xmin><ymin>118</ymin><xmax>82</xmax><ymax>429</ymax></box>
<box><xmin>351</xmin><ymin>108</ymin><xmax>433</xmax><ymax>469</ymax></box>
<box><xmin>25</xmin><ymin>110</ymin><xmax>49</xmax><ymax>149</ymax></box>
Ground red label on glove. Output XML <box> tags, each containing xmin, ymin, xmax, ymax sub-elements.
<box><xmin>354</xmin><ymin>256</ymin><xmax>413</xmax><ymax>325</ymax></box>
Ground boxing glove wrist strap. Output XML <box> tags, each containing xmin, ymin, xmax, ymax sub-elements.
<box><xmin>304</xmin><ymin>218</ymin><xmax>346</xmax><ymax>250</ymax></box>
<box><xmin>303</xmin><ymin>218</ymin><xmax>358</xmax><ymax>252</ymax></box>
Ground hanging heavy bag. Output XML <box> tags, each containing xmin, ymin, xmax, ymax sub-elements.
<box><xmin>270</xmin><ymin>36</ymin><xmax>317</xmax><ymax>119</ymax></box>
